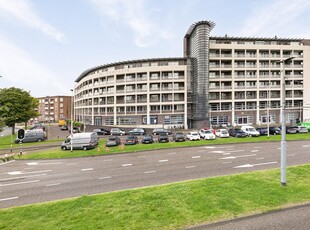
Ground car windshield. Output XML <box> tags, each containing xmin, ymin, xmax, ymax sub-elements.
<box><xmin>249</xmin><ymin>128</ymin><xmax>256</xmax><ymax>132</ymax></box>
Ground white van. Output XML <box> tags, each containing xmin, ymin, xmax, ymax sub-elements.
<box><xmin>240</xmin><ymin>126</ymin><xmax>260</xmax><ymax>137</ymax></box>
<box><xmin>15</xmin><ymin>129</ymin><xmax>46</xmax><ymax>143</ymax></box>
<box><xmin>61</xmin><ymin>132</ymin><xmax>99</xmax><ymax>150</ymax></box>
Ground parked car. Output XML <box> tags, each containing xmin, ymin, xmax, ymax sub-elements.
<box><xmin>30</xmin><ymin>124</ymin><xmax>45</xmax><ymax>131</ymax></box>
<box><xmin>141</xmin><ymin>135</ymin><xmax>154</xmax><ymax>144</ymax></box>
<box><xmin>124</xmin><ymin>136</ymin><xmax>139</xmax><ymax>145</ymax></box>
<box><xmin>186</xmin><ymin>131</ymin><xmax>200</xmax><ymax>141</ymax></box>
<box><xmin>93</xmin><ymin>128</ymin><xmax>110</xmax><ymax>135</ymax></box>
<box><xmin>256</xmin><ymin>127</ymin><xmax>268</xmax><ymax>136</ymax></box>
<box><xmin>293</xmin><ymin>126</ymin><xmax>308</xmax><ymax>133</ymax></box>
<box><xmin>106</xmin><ymin>136</ymin><xmax>121</xmax><ymax>147</ymax></box>
<box><xmin>110</xmin><ymin>128</ymin><xmax>126</xmax><ymax>136</ymax></box>
<box><xmin>269</xmin><ymin>127</ymin><xmax>281</xmax><ymax>135</ymax></box>
<box><xmin>241</xmin><ymin>126</ymin><xmax>260</xmax><ymax>137</ymax></box>
<box><xmin>279</xmin><ymin>126</ymin><xmax>298</xmax><ymax>134</ymax></box>
<box><xmin>215</xmin><ymin>129</ymin><xmax>229</xmax><ymax>138</ymax></box>
<box><xmin>158</xmin><ymin>133</ymin><xmax>169</xmax><ymax>143</ymax></box>
<box><xmin>61</xmin><ymin>132</ymin><xmax>98</xmax><ymax>150</ymax></box>
<box><xmin>228</xmin><ymin>128</ymin><xmax>247</xmax><ymax>138</ymax></box>
<box><xmin>128</xmin><ymin>128</ymin><xmax>146</xmax><ymax>136</ymax></box>
<box><xmin>199</xmin><ymin>129</ymin><xmax>216</xmax><ymax>140</ymax></box>
<box><xmin>60</xmin><ymin>125</ymin><xmax>68</xmax><ymax>131</ymax></box>
<box><xmin>152</xmin><ymin>128</ymin><xmax>172</xmax><ymax>135</ymax></box>
<box><xmin>69</xmin><ymin>127</ymin><xmax>80</xmax><ymax>133</ymax></box>
<box><xmin>172</xmin><ymin>132</ymin><xmax>186</xmax><ymax>142</ymax></box>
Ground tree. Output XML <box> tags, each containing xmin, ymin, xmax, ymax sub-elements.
<box><xmin>0</xmin><ymin>87</ymin><xmax>40</xmax><ymax>135</ymax></box>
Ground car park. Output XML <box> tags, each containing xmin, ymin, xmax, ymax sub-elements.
<box><xmin>199</xmin><ymin>129</ymin><xmax>216</xmax><ymax>140</ymax></box>
<box><xmin>128</xmin><ymin>128</ymin><xmax>146</xmax><ymax>136</ymax></box>
<box><xmin>241</xmin><ymin>126</ymin><xmax>260</xmax><ymax>137</ymax></box>
<box><xmin>228</xmin><ymin>128</ymin><xmax>247</xmax><ymax>138</ymax></box>
<box><xmin>256</xmin><ymin>127</ymin><xmax>268</xmax><ymax>136</ymax></box>
<box><xmin>158</xmin><ymin>133</ymin><xmax>169</xmax><ymax>143</ymax></box>
<box><xmin>110</xmin><ymin>128</ymin><xmax>126</xmax><ymax>136</ymax></box>
<box><xmin>93</xmin><ymin>128</ymin><xmax>110</xmax><ymax>135</ymax></box>
<box><xmin>124</xmin><ymin>136</ymin><xmax>139</xmax><ymax>145</ymax></box>
<box><xmin>186</xmin><ymin>131</ymin><xmax>200</xmax><ymax>141</ymax></box>
<box><xmin>141</xmin><ymin>135</ymin><xmax>154</xmax><ymax>144</ymax></box>
<box><xmin>106</xmin><ymin>136</ymin><xmax>121</xmax><ymax>147</ymax></box>
<box><xmin>215</xmin><ymin>129</ymin><xmax>229</xmax><ymax>138</ymax></box>
<box><xmin>172</xmin><ymin>132</ymin><xmax>186</xmax><ymax>142</ymax></box>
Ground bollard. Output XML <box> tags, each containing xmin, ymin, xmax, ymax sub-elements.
<box><xmin>97</xmin><ymin>147</ymin><xmax>101</xmax><ymax>152</ymax></box>
<box><xmin>105</xmin><ymin>147</ymin><xmax>109</xmax><ymax>152</ymax></box>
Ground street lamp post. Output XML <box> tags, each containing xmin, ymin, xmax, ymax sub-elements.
<box><xmin>277</xmin><ymin>56</ymin><xmax>295</xmax><ymax>186</ymax></box>
<box><xmin>70</xmin><ymin>89</ymin><xmax>74</xmax><ymax>152</ymax></box>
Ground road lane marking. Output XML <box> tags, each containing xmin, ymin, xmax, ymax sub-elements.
<box><xmin>302</xmin><ymin>145</ymin><xmax>310</xmax><ymax>147</ymax></box>
<box><xmin>0</xmin><ymin>174</ymin><xmax>47</xmax><ymax>182</ymax></box>
<box><xmin>222</xmin><ymin>161</ymin><xmax>232</xmax><ymax>164</ymax></box>
<box><xmin>158</xmin><ymin>160</ymin><xmax>168</xmax><ymax>163</ymax></box>
<box><xmin>288</xmin><ymin>154</ymin><xmax>295</xmax><ymax>157</ymax></box>
<box><xmin>219</xmin><ymin>154</ymin><xmax>257</xmax><ymax>160</ymax></box>
<box><xmin>45</xmin><ymin>183</ymin><xmax>60</xmax><ymax>187</ymax></box>
<box><xmin>7</xmin><ymin>170</ymin><xmax>52</xmax><ymax>175</ymax></box>
<box><xmin>168</xmin><ymin>152</ymin><xmax>177</xmax><ymax>155</ymax></box>
<box><xmin>144</xmin><ymin>171</ymin><xmax>156</xmax><ymax>174</ymax></box>
<box><xmin>26</xmin><ymin>162</ymin><xmax>62</xmax><ymax>166</ymax></box>
<box><xmin>99</xmin><ymin>176</ymin><xmax>112</xmax><ymax>180</ymax></box>
<box><xmin>251</xmin><ymin>150</ymin><xmax>259</xmax><ymax>152</ymax></box>
<box><xmin>185</xmin><ymin>166</ymin><xmax>196</xmax><ymax>169</ymax></box>
<box><xmin>234</xmin><ymin>161</ymin><xmax>277</xmax><ymax>168</ymax></box>
<box><xmin>81</xmin><ymin>168</ymin><xmax>93</xmax><ymax>171</ymax></box>
<box><xmin>192</xmin><ymin>156</ymin><xmax>201</xmax><ymax>159</ymax></box>
<box><xmin>0</xmin><ymin>197</ymin><xmax>19</xmax><ymax>202</ymax></box>
<box><xmin>103</xmin><ymin>159</ymin><xmax>113</xmax><ymax>161</ymax></box>
<box><xmin>0</xmin><ymin>160</ymin><xmax>15</xmax><ymax>166</ymax></box>
<box><xmin>122</xmin><ymin>164</ymin><xmax>133</xmax><ymax>167</ymax></box>
<box><xmin>0</xmin><ymin>180</ymin><xmax>40</xmax><ymax>187</ymax></box>
<box><xmin>256</xmin><ymin>157</ymin><xmax>265</xmax><ymax>160</ymax></box>
<box><xmin>66</xmin><ymin>163</ymin><xmax>77</xmax><ymax>166</ymax></box>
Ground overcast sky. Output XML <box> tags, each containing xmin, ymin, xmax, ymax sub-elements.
<box><xmin>0</xmin><ymin>0</ymin><xmax>309</xmax><ymax>97</ymax></box>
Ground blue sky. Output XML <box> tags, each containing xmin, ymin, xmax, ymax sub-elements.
<box><xmin>0</xmin><ymin>0</ymin><xmax>309</xmax><ymax>97</ymax></box>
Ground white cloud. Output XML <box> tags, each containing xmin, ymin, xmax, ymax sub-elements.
<box><xmin>0</xmin><ymin>0</ymin><xmax>64</xmax><ymax>42</ymax></box>
<box><xmin>239</xmin><ymin>0</ymin><xmax>310</xmax><ymax>37</ymax></box>
<box><xmin>90</xmin><ymin>0</ymin><xmax>172</xmax><ymax>47</ymax></box>
<box><xmin>0</xmin><ymin>37</ymin><xmax>69</xmax><ymax>97</ymax></box>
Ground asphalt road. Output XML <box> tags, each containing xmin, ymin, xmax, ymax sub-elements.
<box><xmin>1</xmin><ymin>140</ymin><xmax>309</xmax><ymax>210</ymax></box>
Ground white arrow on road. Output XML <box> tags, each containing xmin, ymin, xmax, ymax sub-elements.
<box><xmin>233</xmin><ymin>161</ymin><xmax>277</xmax><ymax>168</ymax></box>
<box><xmin>219</xmin><ymin>154</ymin><xmax>256</xmax><ymax>160</ymax></box>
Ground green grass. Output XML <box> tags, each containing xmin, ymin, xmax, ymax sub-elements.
<box><xmin>16</xmin><ymin>133</ymin><xmax>310</xmax><ymax>160</ymax></box>
<box><xmin>0</xmin><ymin>164</ymin><xmax>309</xmax><ymax>230</ymax></box>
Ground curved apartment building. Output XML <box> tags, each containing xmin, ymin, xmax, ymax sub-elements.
<box><xmin>74</xmin><ymin>21</ymin><xmax>310</xmax><ymax>129</ymax></box>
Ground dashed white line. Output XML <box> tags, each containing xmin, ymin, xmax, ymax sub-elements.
<box><xmin>185</xmin><ymin>166</ymin><xmax>196</xmax><ymax>169</ymax></box>
<box><xmin>288</xmin><ymin>154</ymin><xmax>295</xmax><ymax>157</ymax></box>
<box><xmin>122</xmin><ymin>164</ymin><xmax>133</xmax><ymax>167</ymax></box>
<box><xmin>26</xmin><ymin>162</ymin><xmax>62</xmax><ymax>166</ymax></box>
<box><xmin>7</xmin><ymin>170</ymin><xmax>52</xmax><ymax>175</ymax></box>
<box><xmin>0</xmin><ymin>180</ymin><xmax>40</xmax><ymax>187</ymax></box>
<box><xmin>144</xmin><ymin>171</ymin><xmax>156</xmax><ymax>174</ymax></box>
<box><xmin>256</xmin><ymin>157</ymin><xmax>265</xmax><ymax>160</ymax></box>
<box><xmin>0</xmin><ymin>196</ymin><xmax>19</xmax><ymax>202</ymax></box>
<box><xmin>0</xmin><ymin>160</ymin><xmax>15</xmax><ymax>166</ymax></box>
<box><xmin>251</xmin><ymin>150</ymin><xmax>259</xmax><ymax>152</ymax></box>
<box><xmin>222</xmin><ymin>161</ymin><xmax>232</xmax><ymax>164</ymax></box>
<box><xmin>158</xmin><ymin>160</ymin><xmax>168</xmax><ymax>163</ymax></box>
<box><xmin>168</xmin><ymin>152</ymin><xmax>177</xmax><ymax>155</ymax></box>
<box><xmin>81</xmin><ymin>168</ymin><xmax>93</xmax><ymax>172</ymax></box>
<box><xmin>192</xmin><ymin>156</ymin><xmax>201</xmax><ymax>159</ymax></box>
<box><xmin>99</xmin><ymin>176</ymin><xmax>112</xmax><ymax>180</ymax></box>
<box><xmin>0</xmin><ymin>174</ymin><xmax>47</xmax><ymax>182</ymax></box>
<box><xmin>66</xmin><ymin>163</ymin><xmax>77</xmax><ymax>166</ymax></box>
<box><xmin>45</xmin><ymin>183</ymin><xmax>60</xmax><ymax>187</ymax></box>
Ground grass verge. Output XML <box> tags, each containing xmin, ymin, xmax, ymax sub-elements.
<box><xmin>16</xmin><ymin>133</ymin><xmax>310</xmax><ymax>160</ymax></box>
<box><xmin>0</xmin><ymin>164</ymin><xmax>309</xmax><ymax>230</ymax></box>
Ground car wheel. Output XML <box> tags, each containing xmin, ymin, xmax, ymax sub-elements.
<box><xmin>83</xmin><ymin>146</ymin><xmax>87</xmax><ymax>151</ymax></box>
<box><xmin>61</xmin><ymin>146</ymin><xmax>67</xmax><ymax>150</ymax></box>
<box><xmin>37</xmin><ymin>138</ymin><xmax>42</xmax><ymax>142</ymax></box>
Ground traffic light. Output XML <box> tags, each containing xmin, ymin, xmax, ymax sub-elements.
<box><xmin>17</xmin><ymin>129</ymin><xmax>25</xmax><ymax>139</ymax></box>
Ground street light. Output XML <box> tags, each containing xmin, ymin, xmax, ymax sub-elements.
<box><xmin>276</xmin><ymin>56</ymin><xmax>295</xmax><ymax>186</ymax></box>
<box><xmin>70</xmin><ymin>89</ymin><xmax>74</xmax><ymax>152</ymax></box>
